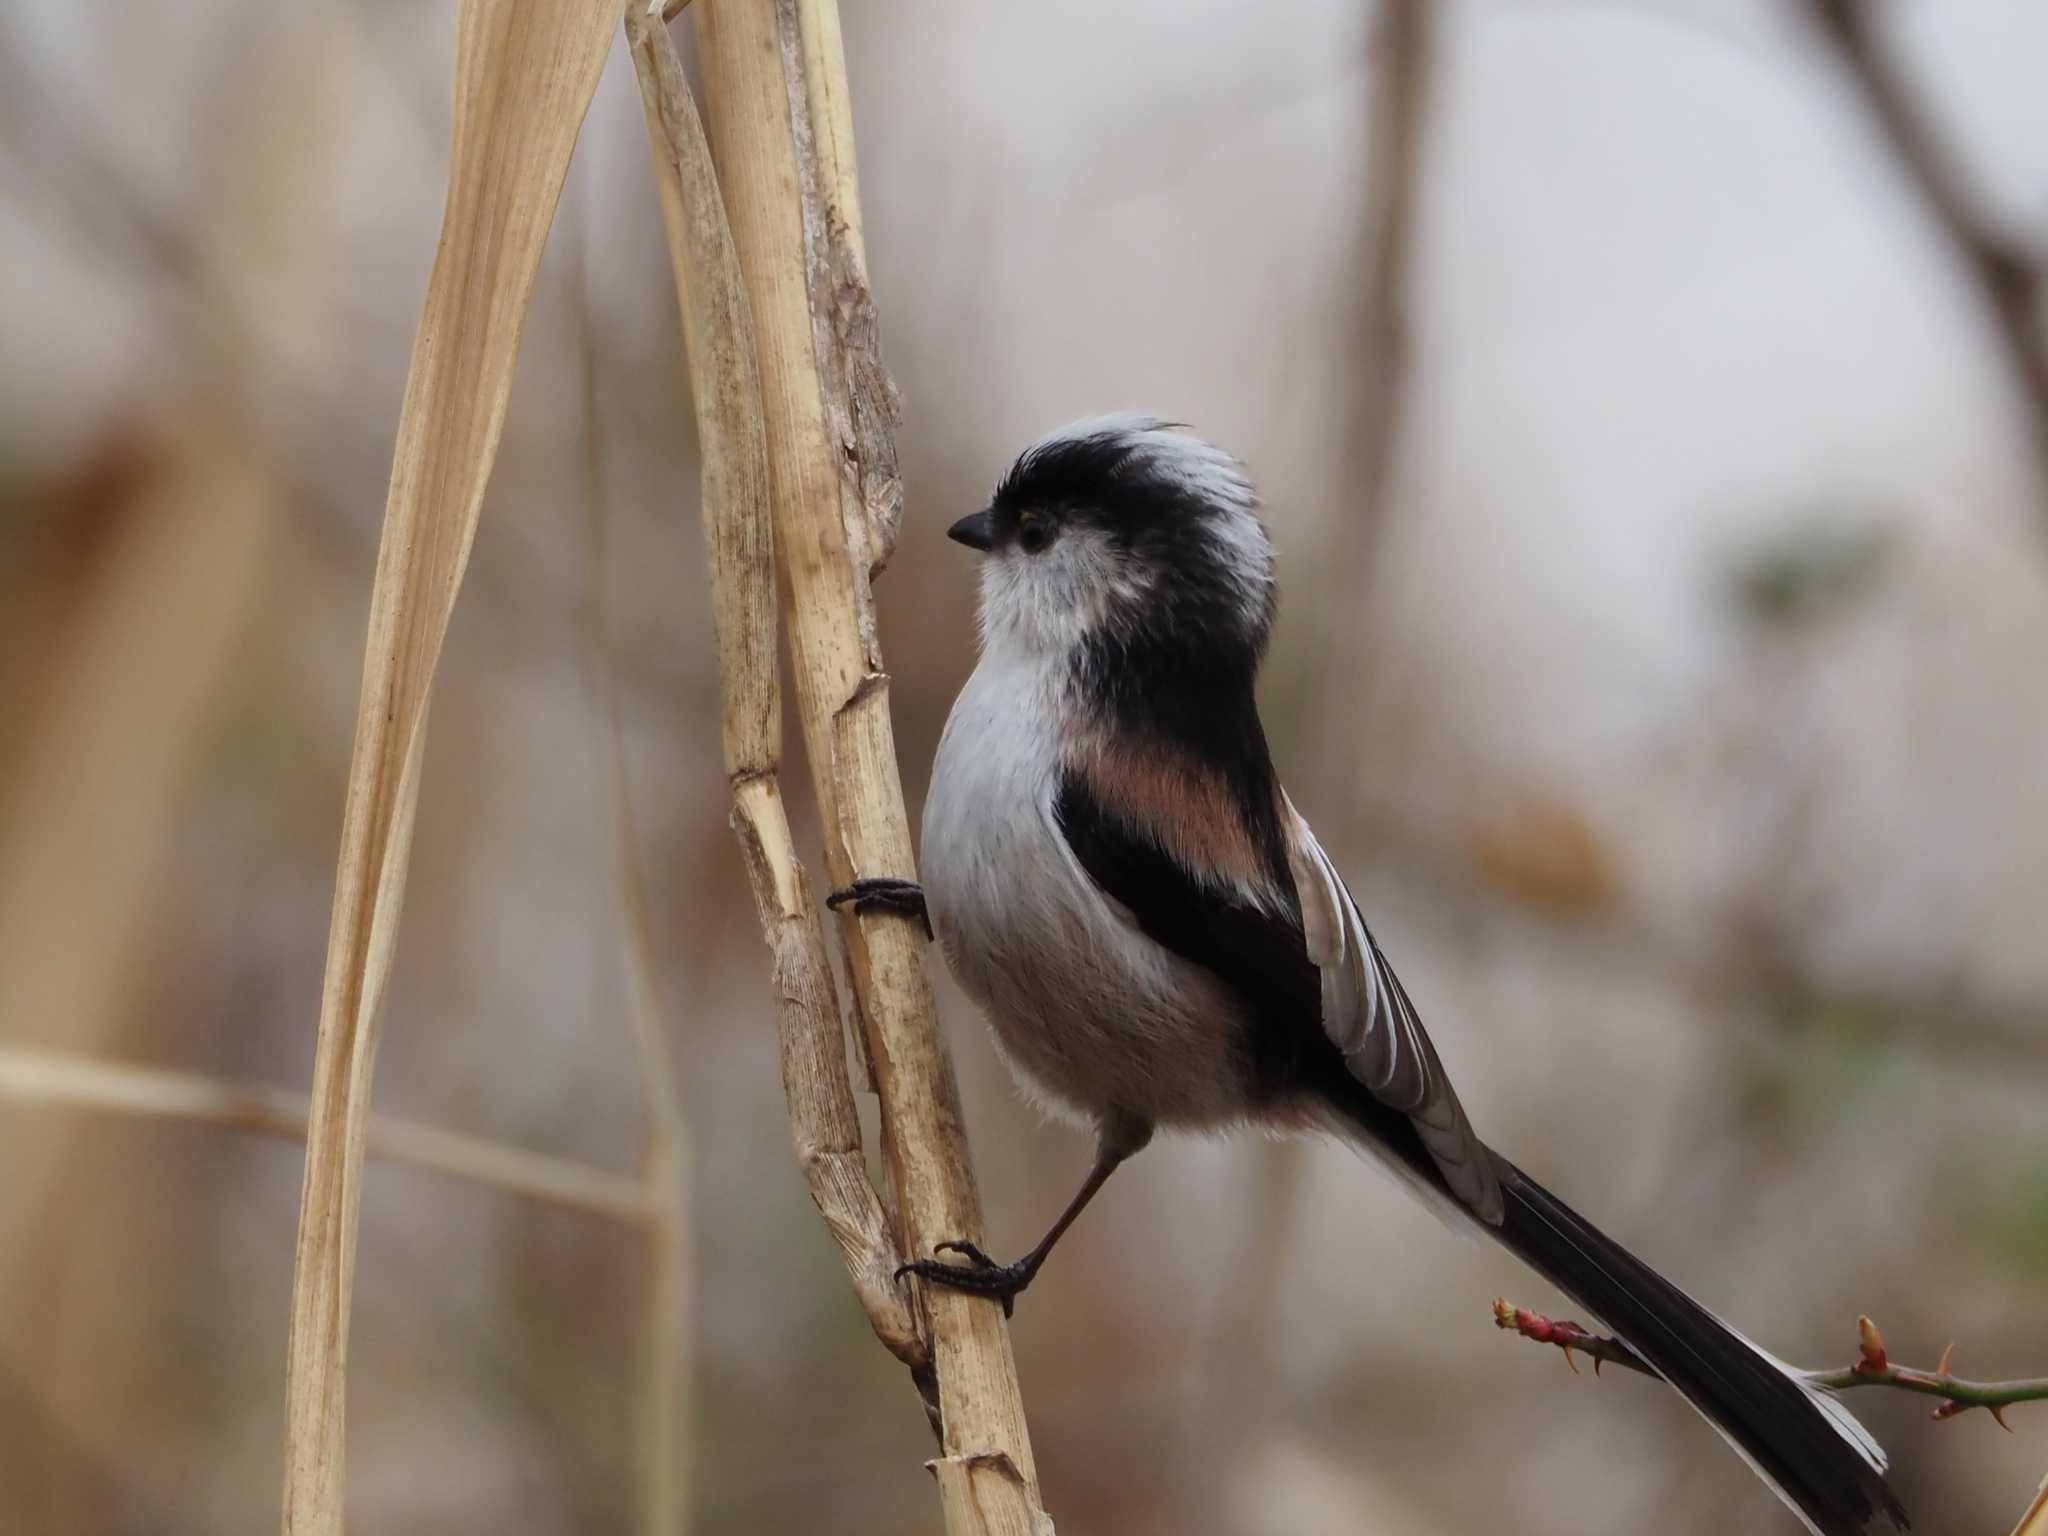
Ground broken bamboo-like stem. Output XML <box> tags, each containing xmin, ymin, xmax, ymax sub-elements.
<box><xmin>623</xmin><ymin>5</ymin><xmax>923</xmax><ymax>1379</ymax></box>
<box><xmin>692</xmin><ymin>0</ymin><xmax>1049</xmax><ymax>1527</ymax></box>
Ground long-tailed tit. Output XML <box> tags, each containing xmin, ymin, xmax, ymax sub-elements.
<box><xmin>831</xmin><ymin>415</ymin><xmax>1906</xmax><ymax>1535</ymax></box>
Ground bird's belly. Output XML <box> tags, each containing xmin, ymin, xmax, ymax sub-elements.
<box><xmin>973</xmin><ymin>936</ymin><xmax>1253</xmax><ymax>1130</ymax></box>
<box><xmin>921</xmin><ymin>659</ymin><xmax>1253</xmax><ymax>1129</ymax></box>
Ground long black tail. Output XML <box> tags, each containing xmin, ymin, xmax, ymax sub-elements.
<box><xmin>1494</xmin><ymin>1159</ymin><xmax>1908</xmax><ymax>1534</ymax></box>
<box><xmin>1318</xmin><ymin>1067</ymin><xmax>1906</xmax><ymax>1533</ymax></box>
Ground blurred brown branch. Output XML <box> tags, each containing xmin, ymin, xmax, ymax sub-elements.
<box><xmin>1306</xmin><ymin>0</ymin><xmax>1438</xmax><ymax>837</ymax></box>
<box><xmin>1805</xmin><ymin>0</ymin><xmax>2048</xmax><ymax>497</ymax></box>
<box><xmin>1345</xmin><ymin>0</ymin><xmax>1434</xmax><ymax>590</ymax></box>
<box><xmin>1497</xmin><ymin>1301</ymin><xmax>2048</xmax><ymax>1427</ymax></box>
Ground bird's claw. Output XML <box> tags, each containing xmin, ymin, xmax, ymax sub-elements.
<box><xmin>895</xmin><ymin>1239</ymin><xmax>1035</xmax><ymax>1318</ymax></box>
<box><xmin>825</xmin><ymin>877</ymin><xmax>934</xmax><ymax>940</ymax></box>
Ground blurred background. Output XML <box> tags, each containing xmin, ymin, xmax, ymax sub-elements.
<box><xmin>3</xmin><ymin>0</ymin><xmax>2046</xmax><ymax>1531</ymax></box>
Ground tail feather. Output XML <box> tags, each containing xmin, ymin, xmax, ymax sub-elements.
<box><xmin>1496</xmin><ymin>1161</ymin><xmax>1908</xmax><ymax>1535</ymax></box>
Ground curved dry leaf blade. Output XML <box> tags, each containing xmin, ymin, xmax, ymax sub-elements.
<box><xmin>279</xmin><ymin>2</ymin><xmax>617</xmax><ymax>1531</ymax></box>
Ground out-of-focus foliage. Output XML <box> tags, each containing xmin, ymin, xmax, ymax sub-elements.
<box><xmin>3</xmin><ymin>2</ymin><xmax>2046</xmax><ymax>1533</ymax></box>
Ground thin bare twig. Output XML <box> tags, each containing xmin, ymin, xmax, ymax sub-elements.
<box><xmin>1306</xmin><ymin>0</ymin><xmax>1438</xmax><ymax>840</ymax></box>
<box><xmin>0</xmin><ymin>1044</ymin><xmax>648</xmax><ymax>1223</ymax></box>
<box><xmin>1497</xmin><ymin>1301</ymin><xmax>2048</xmax><ymax>1427</ymax></box>
<box><xmin>1343</xmin><ymin>0</ymin><xmax>1435</xmax><ymax>591</ymax></box>
<box><xmin>572</xmin><ymin>215</ymin><xmax>695</xmax><ymax>1535</ymax></box>
<box><xmin>1805</xmin><ymin>0</ymin><xmax>2048</xmax><ymax>497</ymax></box>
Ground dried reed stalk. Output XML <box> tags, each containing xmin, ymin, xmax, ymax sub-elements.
<box><xmin>623</xmin><ymin>5</ymin><xmax>921</xmax><ymax>1375</ymax></box>
<box><xmin>691</xmin><ymin>2</ymin><xmax>1048</xmax><ymax>1528</ymax></box>
<box><xmin>2011</xmin><ymin>1473</ymin><xmax>2048</xmax><ymax>1536</ymax></box>
<box><xmin>573</xmin><ymin>201</ymin><xmax>696</xmax><ymax>1535</ymax></box>
<box><xmin>0</xmin><ymin>1044</ymin><xmax>648</xmax><ymax>1222</ymax></box>
<box><xmin>609</xmin><ymin>798</ymin><xmax>694</xmax><ymax>1536</ymax></box>
<box><xmin>279</xmin><ymin>2</ymin><xmax>615</xmax><ymax>1530</ymax></box>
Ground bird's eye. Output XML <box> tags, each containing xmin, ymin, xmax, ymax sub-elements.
<box><xmin>1017</xmin><ymin>516</ymin><xmax>1052</xmax><ymax>555</ymax></box>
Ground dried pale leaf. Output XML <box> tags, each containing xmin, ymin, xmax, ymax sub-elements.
<box><xmin>280</xmin><ymin>2</ymin><xmax>615</xmax><ymax>1531</ymax></box>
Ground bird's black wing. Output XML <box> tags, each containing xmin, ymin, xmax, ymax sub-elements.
<box><xmin>1053</xmin><ymin>761</ymin><xmax>1321</xmax><ymax>1030</ymax></box>
<box><xmin>1053</xmin><ymin>758</ymin><xmax>1501</xmax><ymax>1222</ymax></box>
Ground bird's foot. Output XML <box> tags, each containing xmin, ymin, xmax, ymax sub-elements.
<box><xmin>896</xmin><ymin>1240</ymin><xmax>1037</xmax><ymax>1318</ymax></box>
<box><xmin>826</xmin><ymin>877</ymin><xmax>933</xmax><ymax>940</ymax></box>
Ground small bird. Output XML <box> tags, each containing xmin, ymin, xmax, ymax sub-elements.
<box><xmin>831</xmin><ymin>415</ymin><xmax>1906</xmax><ymax>1535</ymax></box>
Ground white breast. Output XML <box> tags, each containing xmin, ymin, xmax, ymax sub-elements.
<box><xmin>920</xmin><ymin>648</ymin><xmax>1084</xmax><ymax>1010</ymax></box>
<box><xmin>920</xmin><ymin>649</ymin><xmax>1256</xmax><ymax>1128</ymax></box>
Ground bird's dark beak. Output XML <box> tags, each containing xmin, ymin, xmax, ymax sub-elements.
<box><xmin>947</xmin><ymin>509</ymin><xmax>996</xmax><ymax>552</ymax></box>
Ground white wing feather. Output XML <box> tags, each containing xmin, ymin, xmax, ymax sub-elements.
<box><xmin>1284</xmin><ymin>800</ymin><xmax>1503</xmax><ymax>1223</ymax></box>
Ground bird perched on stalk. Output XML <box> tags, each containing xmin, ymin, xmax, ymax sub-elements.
<box><xmin>830</xmin><ymin>415</ymin><xmax>1907</xmax><ymax>1536</ymax></box>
